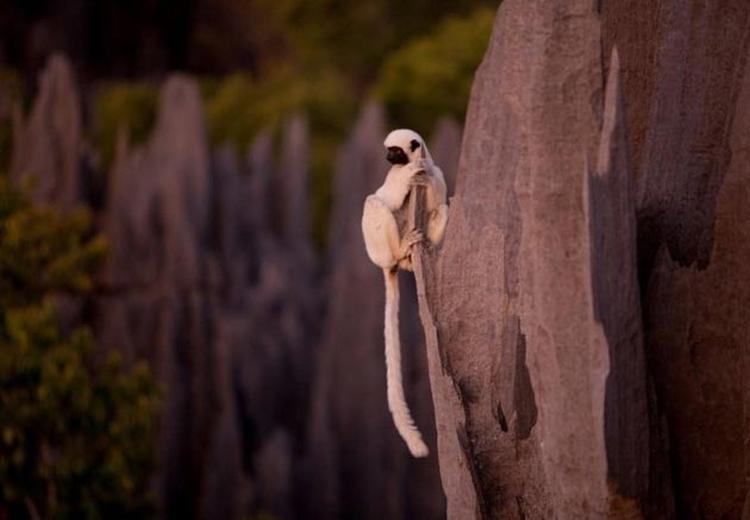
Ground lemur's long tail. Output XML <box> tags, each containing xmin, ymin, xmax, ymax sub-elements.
<box><xmin>383</xmin><ymin>268</ymin><xmax>429</xmax><ymax>458</ymax></box>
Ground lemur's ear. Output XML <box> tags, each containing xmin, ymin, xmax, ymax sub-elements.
<box><xmin>410</xmin><ymin>139</ymin><xmax>420</xmax><ymax>152</ymax></box>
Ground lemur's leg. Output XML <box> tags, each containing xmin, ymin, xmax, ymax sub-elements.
<box><xmin>427</xmin><ymin>204</ymin><xmax>449</xmax><ymax>245</ymax></box>
<box><xmin>362</xmin><ymin>195</ymin><xmax>423</xmax><ymax>269</ymax></box>
<box><xmin>397</xmin><ymin>228</ymin><xmax>424</xmax><ymax>272</ymax></box>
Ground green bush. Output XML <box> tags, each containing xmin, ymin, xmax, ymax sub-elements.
<box><xmin>204</xmin><ymin>67</ymin><xmax>354</xmax><ymax>151</ymax></box>
<box><xmin>0</xmin><ymin>179</ymin><xmax>160</xmax><ymax>519</ymax></box>
<box><xmin>92</xmin><ymin>83</ymin><xmax>158</xmax><ymax>170</ymax></box>
<box><xmin>252</xmin><ymin>0</ymin><xmax>495</xmax><ymax>85</ymax></box>
<box><xmin>374</xmin><ymin>7</ymin><xmax>495</xmax><ymax>131</ymax></box>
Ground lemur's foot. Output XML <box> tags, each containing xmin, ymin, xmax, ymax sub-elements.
<box><xmin>403</xmin><ymin>228</ymin><xmax>424</xmax><ymax>247</ymax></box>
<box><xmin>399</xmin><ymin>228</ymin><xmax>423</xmax><ymax>259</ymax></box>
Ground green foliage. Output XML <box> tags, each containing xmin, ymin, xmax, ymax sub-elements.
<box><xmin>204</xmin><ymin>71</ymin><xmax>302</xmax><ymax>152</ymax></box>
<box><xmin>0</xmin><ymin>179</ymin><xmax>160</xmax><ymax>518</ymax></box>
<box><xmin>253</xmin><ymin>0</ymin><xmax>495</xmax><ymax>85</ymax></box>
<box><xmin>204</xmin><ymin>67</ymin><xmax>355</xmax><ymax>151</ymax></box>
<box><xmin>92</xmin><ymin>83</ymin><xmax>158</xmax><ymax>170</ymax></box>
<box><xmin>375</xmin><ymin>7</ymin><xmax>495</xmax><ymax>131</ymax></box>
<box><xmin>0</xmin><ymin>206</ymin><xmax>108</xmax><ymax>309</ymax></box>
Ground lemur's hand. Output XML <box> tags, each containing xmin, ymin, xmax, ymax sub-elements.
<box><xmin>413</xmin><ymin>158</ymin><xmax>428</xmax><ymax>172</ymax></box>
<box><xmin>406</xmin><ymin>158</ymin><xmax>429</xmax><ymax>186</ymax></box>
<box><xmin>410</xmin><ymin>172</ymin><xmax>430</xmax><ymax>187</ymax></box>
<box><xmin>403</xmin><ymin>158</ymin><xmax>425</xmax><ymax>174</ymax></box>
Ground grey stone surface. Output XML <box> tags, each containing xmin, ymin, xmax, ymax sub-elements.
<box><xmin>637</xmin><ymin>35</ymin><xmax>750</xmax><ymax>520</ymax></box>
<box><xmin>423</xmin><ymin>1</ymin><xmax>604</xmax><ymax>516</ymax></box>
<box><xmin>429</xmin><ymin>117</ymin><xmax>462</xmax><ymax>196</ymax></box>
<box><xmin>603</xmin><ymin>1</ymin><xmax>750</xmax><ymax>517</ymax></box>
<box><xmin>603</xmin><ymin>0</ymin><xmax>750</xmax><ymax>268</ymax></box>
<box><xmin>417</xmin><ymin>1</ymin><xmax>750</xmax><ymax>518</ymax></box>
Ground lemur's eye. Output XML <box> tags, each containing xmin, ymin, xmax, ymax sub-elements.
<box><xmin>410</xmin><ymin>139</ymin><xmax>420</xmax><ymax>152</ymax></box>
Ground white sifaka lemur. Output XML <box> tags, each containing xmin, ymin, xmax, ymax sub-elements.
<box><xmin>361</xmin><ymin>129</ymin><xmax>448</xmax><ymax>457</ymax></box>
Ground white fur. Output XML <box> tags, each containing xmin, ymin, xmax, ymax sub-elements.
<box><xmin>384</xmin><ymin>269</ymin><xmax>429</xmax><ymax>457</ymax></box>
<box><xmin>360</xmin><ymin>129</ymin><xmax>449</xmax><ymax>458</ymax></box>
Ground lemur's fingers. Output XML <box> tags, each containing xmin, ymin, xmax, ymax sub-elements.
<box><xmin>406</xmin><ymin>159</ymin><xmax>427</xmax><ymax>176</ymax></box>
<box><xmin>410</xmin><ymin>172</ymin><xmax>430</xmax><ymax>187</ymax></box>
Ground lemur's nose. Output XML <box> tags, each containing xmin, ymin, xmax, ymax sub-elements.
<box><xmin>386</xmin><ymin>147</ymin><xmax>408</xmax><ymax>165</ymax></box>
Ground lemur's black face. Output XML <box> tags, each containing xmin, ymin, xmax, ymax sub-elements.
<box><xmin>386</xmin><ymin>146</ymin><xmax>409</xmax><ymax>165</ymax></box>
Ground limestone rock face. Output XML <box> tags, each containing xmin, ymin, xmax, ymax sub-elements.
<box><xmin>419</xmin><ymin>1</ymin><xmax>750</xmax><ymax>518</ymax></box>
<box><xmin>11</xmin><ymin>54</ymin><xmax>82</xmax><ymax>208</ymax></box>
<box><xmin>421</xmin><ymin>2</ymin><xmax>617</xmax><ymax>517</ymax></box>
<box><xmin>429</xmin><ymin>117</ymin><xmax>462</xmax><ymax>196</ymax></box>
<box><xmin>603</xmin><ymin>2</ymin><xmax>750</xmax><ymax>517</ymax></box>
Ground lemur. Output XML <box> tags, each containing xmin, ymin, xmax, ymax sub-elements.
<box><xmin>361</xmin><ymin>129</ymin><xmax>448</xmax><ymax>457</ymax></box>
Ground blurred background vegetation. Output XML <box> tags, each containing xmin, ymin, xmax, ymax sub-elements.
<box><xmin>0</xmin><ymin>179</ymin><xmax>160</xmax><ymax>518</ymax></box>
<box><xmin>1</xmin><ymin>0</ymin><xmax>495</xmax><ymax>249</ymax></box>
<box><xmin>0</xmin><ymin>0</ymin><xmax>496</xmax><ymax>516</ymax></box>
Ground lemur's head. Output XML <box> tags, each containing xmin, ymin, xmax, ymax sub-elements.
<box><xmin>384</xmin><ymin>129</ymin><xmax>425</xmax><ymax>165</ymax></box>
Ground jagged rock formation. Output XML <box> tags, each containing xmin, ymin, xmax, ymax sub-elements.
<box><xmin>604</xmin><ymin>2</ymin><xmax>750</xmax><ymax>517</ymax></box>
<box><xmin>11</xmin><ymin>54</ymin><xmax>83</xmax><ymax>208</ymax></box>
<box><xmin>305</xmin><ymin>103</ymin><xmax>444</xmax><ymax>520</ymax></box>
<box><xmin>98</xmin><ymin>75</ymin><xmax>224</xmax><ymax>518</ymax></box>
<box><xmin>419</xmin><ymin>1</ymin><xmax>750</xmax><ymax>518</ymax></box>
<box><xmin>97</xmin><ymin>77</ymin><xmax>321</xmax><ymax>519</ymax></box>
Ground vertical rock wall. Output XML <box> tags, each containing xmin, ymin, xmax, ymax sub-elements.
<box><xmin>429</xmin><ymin>117</ymin><xmax>462</xmax><ymax>196</ymax></box>
<box><xmin>420</xmin><ymin>0</ymin><xmax>750</xmax><ymax>518</ymax></box>
<box><xmin>603</xmin><ymin>2</ymin><xmax>750</xmax><ymax>517</ymax></box>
